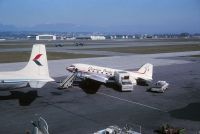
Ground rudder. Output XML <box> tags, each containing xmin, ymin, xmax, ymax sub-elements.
<box><xmin>137</xmin><ymin>63</ymin><xmax>153</xmax><ymax>79</ymax></box>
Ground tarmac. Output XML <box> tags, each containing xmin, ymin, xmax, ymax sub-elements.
<box><xmin>0</xmin><ymin>51</ymin><xmax>199</xmax><ymax>77</ymax></box>
<box><xmin>0</xmin><ymin>60</ymin><xmax>200</xmax><ymax>134</ymax></box>
<box><xmin>0</xmin><ymin>40</ymin><xmax>200</xmax><ymax>134</ymax></box>
<box><xmin>0</xmin><ymin>39</ymin><xmax>200</xmax><ymax>53</ymax></box>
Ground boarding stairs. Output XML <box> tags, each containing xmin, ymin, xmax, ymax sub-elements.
<box><xmin>58</xmin><ymin>72</ymin><xmax>77</xmax><ymax>89</ymax></box>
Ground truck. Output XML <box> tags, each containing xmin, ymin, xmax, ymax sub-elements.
<box><xmin>114</xmin><ymin>71</ymin><xmax>134</xmax><ymax>91</ymax></box>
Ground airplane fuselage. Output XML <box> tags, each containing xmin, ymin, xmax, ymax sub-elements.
<box><xmin>67</xmin><ymin>63</ymin><xmax>152</xmax><ymax>84</ymax></box>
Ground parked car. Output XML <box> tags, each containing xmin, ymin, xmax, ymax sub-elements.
<box><xmin>147</xmin><ymin>81</ymin><xmax>169</xmax><ymax>93</ymax></box>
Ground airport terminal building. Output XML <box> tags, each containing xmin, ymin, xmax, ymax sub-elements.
<box><xmin>90</xmin><ymin>35</ymin><xmax>106</xmax><ymax>40</ymax></box>
<box><xmin>36</xmin><ymin>34</ymin><xmax>56</xmax><ymax>41</ymax></box>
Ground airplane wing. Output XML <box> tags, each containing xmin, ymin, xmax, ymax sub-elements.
<box><xmin>80</xmin><ymin>73</ymin><xmax>109</xmax><ymax>83</ymax></box>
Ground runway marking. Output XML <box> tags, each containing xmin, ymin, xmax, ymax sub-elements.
<box><xmin>98</xmin><ymin>92</ymin><xmax>166</xmax><ymax>112</ymax></box>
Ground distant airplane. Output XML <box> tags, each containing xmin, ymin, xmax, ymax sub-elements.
<box><xmin>0</xmin><ymin>44</ymin><xmax>54</xmax><ymax>90</ymax></box>
<box><xmin>66</xmin><ymin>63</ymin><xmax>153</xmax><ymax>94</ymax></box>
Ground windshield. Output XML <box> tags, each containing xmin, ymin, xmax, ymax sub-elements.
<box><xmin>122</xmin><ymin>81</ymin><xmax>132</xmax><ymax>85</ymax></box>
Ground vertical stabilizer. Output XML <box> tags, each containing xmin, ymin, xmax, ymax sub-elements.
<box><xmin>137</xmin><ymin>63</ymin><xmax>153</xmax><ymax>79</ymax></box>
<box><xmin>19</xmin><ymin>44</ymin><xmax>54</xmax><ymax>88</ymax></box>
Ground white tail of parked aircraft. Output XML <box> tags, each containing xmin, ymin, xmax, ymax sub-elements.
<box><xmin>136</xmin><ymin>63</ymin><xmax>153</xmax><ymax>81</ymax></box>
<box><xmin>0</xmin><ymin>44</ymin><xmax>54</xmax><ymax>89</ymax></box>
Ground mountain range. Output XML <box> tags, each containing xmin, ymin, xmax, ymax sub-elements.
<box><xmin>0</xmin><ymin>23</ymin><xmax>143</xmax><ymax>34</ymax></box>
<box><xmin>0</xmin><ymin>23</ymin><xmax>112</xmax><ymax>32</ymax></box>
<box><xmin>0</xmin><ymin>23</ymin><xmax>196</xmax><ymax>34</ymax></box>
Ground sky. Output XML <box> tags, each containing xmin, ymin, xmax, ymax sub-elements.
<box><xmin>0</xmin><ymin>0</ymin><xmax>199</xmax><ymax>33</ymax></box>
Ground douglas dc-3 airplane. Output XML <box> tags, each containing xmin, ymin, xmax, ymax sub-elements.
<box><xmin>66</xmin><ymin>63</ymin><xmax>153</xmax><ymax>94</ymax></box>
<box><xmin>0</xmin><ymin>44</ymin><xmax>54</xmax><ymax>90</ymax></box>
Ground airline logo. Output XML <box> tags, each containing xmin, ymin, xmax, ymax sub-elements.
<box><xmin>136</xmin><ymin>66</ymin><xmax>149</xmax><ymax>74</ymax></box>
<box><xmin>33</xmin><ymin>54</ymin><xmax>42</xmax><ymax>66</ymax></box>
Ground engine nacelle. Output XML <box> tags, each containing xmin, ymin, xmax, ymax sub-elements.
<box><xmin>79</xmin><ymin>79</ymin><xmax>101</xmax><ymax>94</ymax></box>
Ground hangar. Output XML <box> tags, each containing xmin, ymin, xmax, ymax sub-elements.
<box><xmin>90</xmin><ymin>35</ymin><xmax>106</xmax><ymax>40</ymax></box>
<box><xmin>36</xmin><ymin>34</ymin><xmax>56</xmax><ymax>41</ymax></box>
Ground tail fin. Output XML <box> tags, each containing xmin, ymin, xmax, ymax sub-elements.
<box><xmin>19</xmin><ymin>44</ymin><xmax>54</xmax><ymax>88</ymax></box>
<box><xmin>137</xmin><ymin>63</ymin><xmax>153</xmax><ymax>80</ymax></box>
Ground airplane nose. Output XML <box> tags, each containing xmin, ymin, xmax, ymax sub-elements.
<box><xmin>66</xmin><ymin>65</ymin><xmax>78</xmax><ymax>72</ymax></box>
<box><xmin>66</xmin><ymin>67</ymin><xmax>74</xmax><ymax>72</ymax></box>
<box><xmin>66</xmin><ymin>66</ymin><xmax>77</xmax><ymax>72</ymax></box>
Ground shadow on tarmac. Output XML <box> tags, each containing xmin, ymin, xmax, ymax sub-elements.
<box><xmin>169</xmin><ymin>102</ymin><xmax>200</xmax><ymax>121</ymax></box>
<box><xmin>0</xmin><ymin>90</ymin><xmax>40</xmax><ymax>106</ymax></box>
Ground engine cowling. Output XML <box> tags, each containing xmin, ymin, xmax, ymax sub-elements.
<box><xmin>79</xmin><ymin>79</ymin><xmax>101</xmax><ymax>94</ymax></box>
